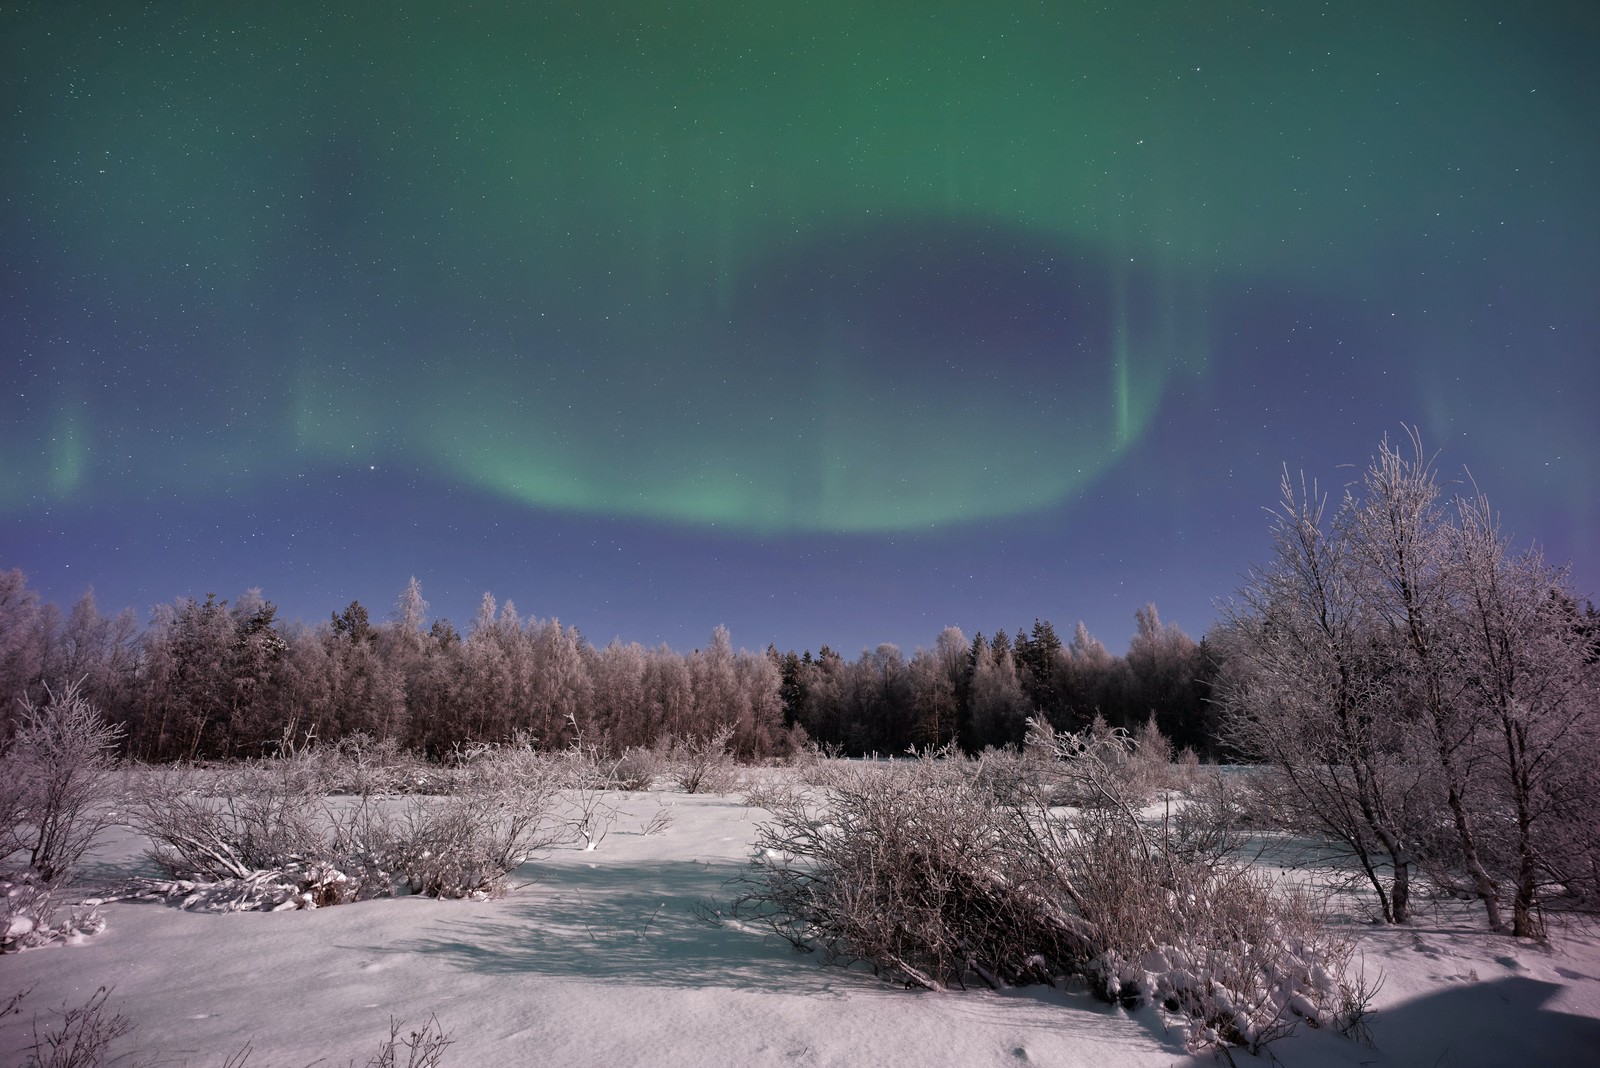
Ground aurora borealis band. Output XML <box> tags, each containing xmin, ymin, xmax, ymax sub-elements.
<box><xmin>2</xmin><ymin>1</ymin><xmax>1596</xmax><ymax>652</ymax></box>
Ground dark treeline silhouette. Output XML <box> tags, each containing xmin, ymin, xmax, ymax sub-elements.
<box><xmin>775</xmin><ymin>607</ymin><xmax>1220</xmax><ymax>757</ymax></box>
<box><xmin>0</xmin><ymin>568</ymin><xmax>1223</xmax><ymax>762</ymax></box>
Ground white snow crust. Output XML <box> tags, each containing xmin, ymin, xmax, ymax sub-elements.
<box><xmin>4</xmin><ymin>783</ymin><xmax>1599</xmax><ymax>1066</ymax></box>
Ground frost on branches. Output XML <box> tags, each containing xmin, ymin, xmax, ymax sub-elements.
<box><xmin>736</xmin><ymin>736</ymin><xmax>1376</xmax><ymax>1056</ymax></box>
<box><xmin>1</xmin><ymin>680</ymin><xmax>121</xmax><ymax>951</ymax></box>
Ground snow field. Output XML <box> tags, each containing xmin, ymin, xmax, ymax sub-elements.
<box><xmin>4</xmin><ymin>781</ymin><xmax>1600</xmax><ymax>1067</ymax></box>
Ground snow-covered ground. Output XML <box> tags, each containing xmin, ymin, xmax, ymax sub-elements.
<box><xmin>5</xmin><ymin>785</ymin><xmax>1600</xmax><ymax>1067</ymax></box>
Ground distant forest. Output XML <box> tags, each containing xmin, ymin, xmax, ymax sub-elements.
<box><xmin>0</xmin><ymin>570</ymin><xmax>1222</xmax><ymax>763</ymax></box>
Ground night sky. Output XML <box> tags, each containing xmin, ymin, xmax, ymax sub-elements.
<box><xmin>3</xmin><ymin>1</ymin><xmax>1596</xmax><ymax>655</ymax></box>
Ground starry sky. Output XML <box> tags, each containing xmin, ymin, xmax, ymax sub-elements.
<box><xmin>2</xmin><ymin>1</ymin><xmax>1596</xmax><ymax>655</ymax></box>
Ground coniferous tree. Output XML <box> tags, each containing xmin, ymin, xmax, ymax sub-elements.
<box><xmin>1015</xmin><ymin>618</ymin><xmax>1064</xmax><ymax>723</ymax></box>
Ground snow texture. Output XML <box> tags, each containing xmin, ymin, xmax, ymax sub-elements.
<box><xmin>3</xmin><ymin>783</ymin><xmax>1599</xmax><ymax>1066</ymax></box>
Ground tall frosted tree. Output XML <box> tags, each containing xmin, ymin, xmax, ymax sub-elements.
<box><xmin>529</xmin><ymin>617</ymin><xmax>591</xmax><ymax>746</ymax></box>
<box><xmin>1220</xmin><ymin>432</ymin><xmax>1600</xmax><ymax>933</ymax></box>
<box><xmin>1217</xmin><ymin>471</ymin><xmax>1426</xmax><ymax>923</ymax></box>
<box><xmin>690</xmin><ymin>625</ymin><xmax>740</xmax><ymax>739</ymax></box>
<box><xmin>967</xmin><ymin>641</ymin><xmax>1029</xmax><ymax>751</ymax></box>
<box><xmin>0</xmin><ymin>569</ymin><xmax>49</xmax><ymax>722</ymax></box>
<box><xmin>587</xmin><ymin>639</ymin><xmax>649</xmax><ymax>749</ymax></box>
<box><xmin>643</xmin><ymin>644</ymin><xmax>695</xmax><ymax>741</ymax></box>
<box><xmin>1348</xmin><ymin>435</ymin><xmax>1503</xmax><ymax>930</ymax></box>
<box><xmin>733</xmin><ymin>646</ymin><xmax>784</xmax><ymax>758</ymax></box>
<box><xmin>908</xmin><ymin>627</ymin><xmax>968</xmax><ymax>749</ymax></box>
<box><xmin>140</xmin><ymin>594</ymin><xmax>237</xmax><ymax>759</ymax></box>
<box><xmin>1449</xmin><ymin>489</ymin><xmax>1599</xmax><ymax>935</ymax></box>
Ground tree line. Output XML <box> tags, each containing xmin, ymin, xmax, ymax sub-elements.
<box><xmin>0</xmin><ymin>570</ymin><xmax>1218</xmax><ymax>763</ymax></box>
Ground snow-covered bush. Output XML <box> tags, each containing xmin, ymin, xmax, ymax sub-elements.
<box><xmin>738</xmin><ymin>756</ymin><xmax>1093</xmax><ymax>991</ymax></box>
<box><xmin>326</xmin><ymin>733</ymin><xmax>443</xmax><ymax>796</ymax></box>
<box><xmin>124</xmin><ymin>757</ymin><xmax>394</xmax><ymax>910</ymax></box>
<box><xmin>1019</xmin><ymin>717</ymin><xmax>1158</xmax><ymax>808</ymax></box>
<box><xmin>126</xmin><ymin>743</ymin><xmax>564</xmax><ymax>908</ymax></box>
<box><xmin>739</xmin><ymin>769</ymin><xmax>805</xmax><ymax>813</ymax></box>
<box><xmin>1</xmin><ymin>681</ymin><xmax>124</xmax><ymax>884</ymax></box>
<box><xmin>359</xmin><ymin>1014</ymin><xmax>454</xmax><ymax>1068</ymax></box>
<box><xmin>126</xmin><ymin>760</ymin><xmax>326</xmax><ymax>883</ymax></box>
<box><xmin>794</xmin><ymin>753</ymin><xmax>860</xmax><ymax>790</ymax></box>
<box><xmin>388</xmin><ymin>747</ymin><xmax>561</xmax><ymax>898</ymax></box>
<box><xmin>13</xmin><ymin>986</ymin><xmax>132</xmax><ymax>1068</ymax></box>
<box><xmin>1126</xmin><ymin>714</ymin><xmax>1178</xmax><ymax>796</ymax></box>
<box><xmin>1167</xmin><ymin>767</ymin><xmax>1260</xmax><ymax>861</ymax></box>
<box><xmin>971</xmin><ymin>745</ymin><xmax>1051</xmax><ymax>806</ymax></box>
<box><xmin>606</xmin><ymin>746</ymin><xmax>660</xmax><ymax>792</ymax></box>
<box><xmin>1037</xmin><ymin>799</ymin><xmax>1362</xmax><ymax>1053</ymax></box>
<box><xmin>668</xmin><ymin>727</ymin><xmax>741</xmax><ymax>795</ymax></box>
<box><xmin>1</xmin><ymin>873</ymin><xmax>105</xmax><ymax>952</ymax></box>
<box><xmin>739</xmin><ymin>743</ymin><xmax>1372</xmax><ymax>1056</ymax></box>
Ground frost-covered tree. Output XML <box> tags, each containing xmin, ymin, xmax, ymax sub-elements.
<box><xmin>1221</xmin><ymin>432</ymin><xmax>1600</xmax><ymax>932</ymax></box>
<box><xmin>588</xmin><ymin>639</ymin><xmax>649</xmax><ymax>749</ymax></box>
<box><xmin>908</xmin><ymin>627</ymin><xmax>968</xmax><ymax>749</ymax></box>
<box><xmin>853</xmin><ymin>643</ymin><xmax>912</xmax><ymax>754</ymax></box>
<box><xmin>0</xmin><ymin>570</ymin><xmax>52</xmax><ymax>726</ymax></box>
<box><xmin>1014</xmin><ymin>619</ymin><xmax>1065</xmax><ymax>724</ymax></box>
<box><xmin>643</xmin><ymin>643</ymin><xmax>695</xmax><ymax>740</ymax></box>
<box><xmin>322</xmin><ymin>603</ymin><xmax>405</xmax><ymax>743</ymax></box>
<box><xmin>690</xmin><ymin>625</ymin><xmax>740</xmax><ymax>738</ymax></box>
<box><xmin>1449</xmin><ymin>490</ymin><xmax>1599</xmax><ymax>934</ymax></box>
<box><xmin>2</xmin><ymin>679</ymin><xmax>123</xmax><ymax>882</ymax></box>
<box><xmin>1058</xmin><ymin>621</ymin><xmax>1122</xmax><ymax>730</ymax></box>
<box><xmin>733</xmin><ymin>646</ymin><xmax>784</xmax><ymax>758</ymax></box>
<box><xmin>1345</xmin><ymin>433</ymin><xmax>1504</xmax><ymax>929</ymax></box>
<box><xmin>967</xmin><ymin>641</ymin><xmax>1029</xmax><ymax>751</ymax></box>
<box><xmin>461</xmin><ymin>593</ymin><xmax>515</xmax><ymax>741</ymax></box>
<box><xmin>1217</xmin><ymin>470</ymin><xmax>1427</xmax><ymax>922</ymax></box>
<box><xmin>140</xmin><ymin>594</ymin><xmax>239</xmax><ymax>759</ymax></box>
<box><xmin>528</xmin><ymin>617</ymin><xmax>590</xmax><ymax>745</ymax></box>
<box><xmin>404</xmin><ymin>617</ymin><xmax>464</xmax><ymax>756</ymax></box>
<box><xmin>797</xmin><ymin>646</ymin><xmax>848</xmax><ymax>746</ymax></box>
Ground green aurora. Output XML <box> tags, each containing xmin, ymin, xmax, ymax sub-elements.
<box><xmin>3</xmin><ymin>1</ymin><xmax>1596</xmax><ymax>534</ymax></box>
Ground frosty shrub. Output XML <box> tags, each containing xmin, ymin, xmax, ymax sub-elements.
<box><xmin>1167</xmin><ymin>767</ymin><xmax>1261</xmax><ymax>861</ymax></box>
<box><xmin>1173</xmin><ymin>745</ymin><xmax>1203</xmax><ymax>789</ymax></box>
<box><xmin>1</xmin><ymin>681</ymin><xmax>124</xmax><ymax>884</ymax></box>
<box><xmin>127</xmin><ymin>744</ymin><xmax>563</xmax><ymax>906</ymax></box>
<box><xmin>1</xmin><ymin>873</ymin><xmax>106</xmax><ymax>952</ymax></box>
<box><xmin>18</xmin><ymin>986</ymin><xmax>134</xmax><ymax>1068</ymax></box>
<box><xmin>1126</xmin><ymin>715</ymin><xmax>1178</xmax><ymax>796</ymax></box>
<box><xmin>0</xmin><ymin>682</ymin><xmax>122</xmax><ymax>949</ymax></box>
<box><xmin>794</xmin><ymin>753</ymin><xmax>863</xmax><ymax>791</ymax></box>
<box><xmin>559</xmin><ymin>753</ymin><xmax>619</xmax><ymax>853</ymax></box>
<box><xmin>326</xmin><ymin>734</ymin><xmax>442</xmax><ymax>796</ymax></box>
<box><xmin>606</xmin><ymin>746</ymin><xmax>660</xmax><ymax>792</ymax></box>
<box><xmin>1019</xmin><ymin>716</ymin><xmax>1180</xmax><ymax>809</ymax></box>
<box><xmin>359</xmin><ymin>1014</ymin><xmax>453</xmax><ymax>1068</ymax></box>
<box><xmin>740</xmin><ymin>741</ymin><xmax>1372</xmax><ymax>1055</ymax></box>
<box><xmin>3</xmin><ymin>987</ymin><xmax>452</xmax><ymax>1068</ymax></box>
<box><xmin>971</xmin><ymin>745</ymin><xmax>1050</xmax><ymax>806</ymax></box>
<box><xmin>668</xmin><ymin>726</ymin><xmax>742</xmax><ymax>795</ymax></box>
<box><xmin>389</xmin><ymin>746</ymin><xmax>562</xmax><ymax>898</ymax></box>
<box><xmin>737</xmin><ymin>756</ymin><xmax>1094</xmax><ymax>991</ymax></box>
<box><xmin>126</xmin><ymin>760</ymin><xmax>326</xmax><ymax>882</ymax></box>
<box><xmin>739</xmin><ymin>769</ymin><xmax>806</xmax><ymax>812</ymax></box>
<box><xmin>124</xmin><ymin>756</ymin><xmax>394</xmax><ymax>910</ymax></box>
<box><xmin>1029</xmin><ymin>799</ymin><xmax>1361</xmax><ymax>1053</ymax></box>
